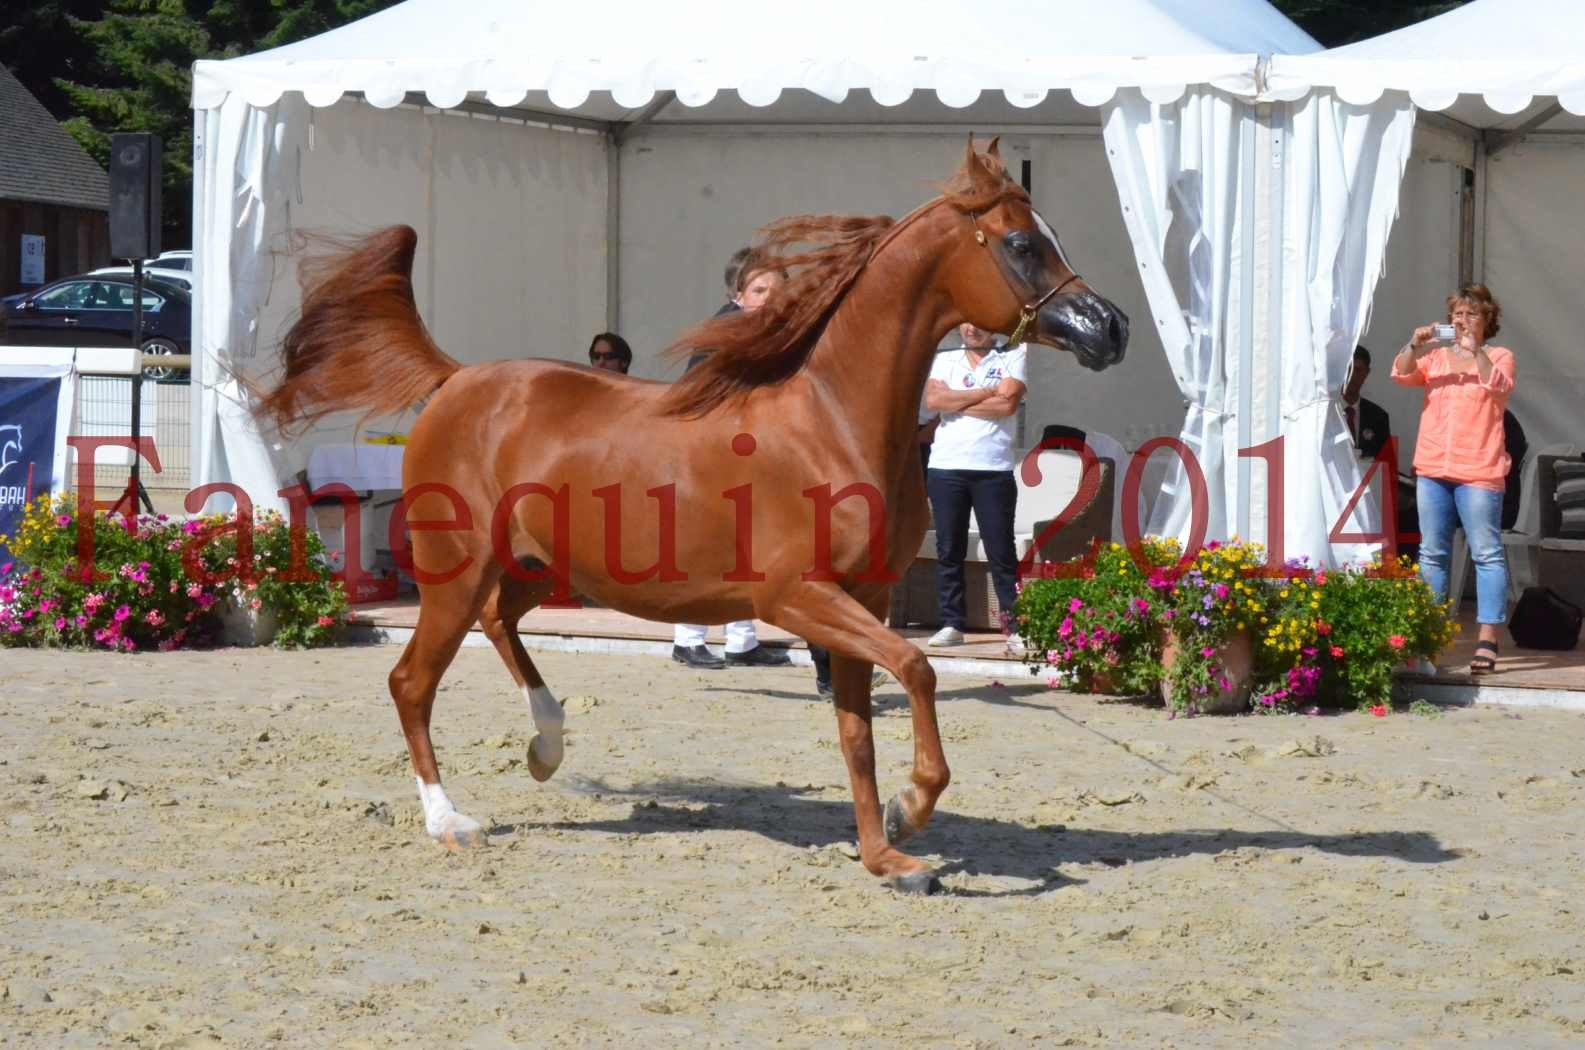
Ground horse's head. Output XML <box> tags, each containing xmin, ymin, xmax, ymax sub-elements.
<box><xmin>942</xmin><ymin>140</ymin><xmax>1129</xmax><ymax>372</ymax></box>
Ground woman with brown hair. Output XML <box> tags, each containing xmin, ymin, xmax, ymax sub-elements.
<box><xmin>1393</xmin><ymin>283</ymin><xmax>1517</xmax><ymax>674</ymax></box>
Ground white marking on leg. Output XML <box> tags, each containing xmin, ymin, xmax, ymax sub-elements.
<box><xmin>526</xmin><ymin>685</ymin><xmax>565</xmax><ymax>770</ymax></box>
<box><xmin>415</xmin><ymin>776</ymin><xmax>480</xmax><ymax>840</ymax></box>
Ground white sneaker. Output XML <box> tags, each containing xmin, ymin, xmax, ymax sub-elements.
<box><xmin>928</xmin><ymin>626</ymin><xmax>965</xmax><ymax>647</ymax></box>
<box><xmin>1004</xmin><ymin>632</ymin><xmax>1026</xmax><ymax>654</ymax></box>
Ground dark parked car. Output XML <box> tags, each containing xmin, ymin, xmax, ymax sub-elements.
<box><xmin>1</xmin><ymin>273</ymin><xmax>191</xmax><ymax>381</ymax></box>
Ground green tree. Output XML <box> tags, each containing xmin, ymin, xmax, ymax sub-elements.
<box><xmin>1273</xmin><ymin>1</ymin><xmax>1471</xmax><ymax>46</ymax></box>
<box><xmin>4</xmin><ymin>0</ymin><xmax>401</xmax><ymax>248</ymax></box>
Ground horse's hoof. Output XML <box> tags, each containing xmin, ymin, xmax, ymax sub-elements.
<box><xmin>526</xmin><ymin>735</ymin><xmax>562</xmax><ymax>782</ymax></box>
<box><xmin>884</xmin><ymin>794</ymin><xmax>919</xmax><ymax>846</ymax></box>
<box><xmin>430</xmin><ymin>813</ymin><xmax>486</xmax><ymax>851</ymax></box>
<box><xmin>888</xmin><ymin>870</ymin><xmax>942</xmax><ymax>896</ymax></box>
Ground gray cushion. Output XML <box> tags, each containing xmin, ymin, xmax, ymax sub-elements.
<box><xmin>1559</xmin><ymin>504</ymin><xmax>1585</xmax><ymax>539</ymax></box>
<box><xmin>1557</xmin><ymin>477</ymin><xmax>1585</xmax><ymax>509</ymax></box>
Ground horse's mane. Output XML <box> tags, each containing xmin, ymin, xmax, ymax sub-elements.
<box><xmin>661</xmin><ymin>144</ymin><xmax>1029</xmax><ymax>418</ymax></box>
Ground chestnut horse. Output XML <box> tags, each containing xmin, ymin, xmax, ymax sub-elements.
<box><xmin>259</xmin><ymin>141</ymin><xmax>1128</xmax><ymax>893</ymax></box>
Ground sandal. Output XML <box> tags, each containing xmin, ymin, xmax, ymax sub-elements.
<box><xmin>1469</xmin><ymin>640</ymin><xmax>1499</xmax><ymax>675</ymax></box>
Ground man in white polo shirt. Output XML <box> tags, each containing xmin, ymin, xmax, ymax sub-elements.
<box><xmin>923</xmin><ymin>322</ymin><xmax>1027</xmax><ymax>648</ymax></box>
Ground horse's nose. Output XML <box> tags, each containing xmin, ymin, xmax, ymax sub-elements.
<box><xmin>1104</xmin><ymin>302</ymin><xmax>1129</xmax><ymax>364</ymax></box>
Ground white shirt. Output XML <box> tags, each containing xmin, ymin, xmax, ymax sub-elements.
<box><xmin>927</xmin><ymin>345</ymin><xmax>1028</xmax><ymax>471</ymax></box>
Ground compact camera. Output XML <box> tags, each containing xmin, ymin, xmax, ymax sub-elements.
<box><xmin>1433</xmin><ymin>323</ymin><xmax>1457</xmax><ymax>342</ymax></box>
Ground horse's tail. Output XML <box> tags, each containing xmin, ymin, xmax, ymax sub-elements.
<box><xmin>257</xmin><ymin>225</ymin><xmax>460</xmax><ymax>433</ymax></box>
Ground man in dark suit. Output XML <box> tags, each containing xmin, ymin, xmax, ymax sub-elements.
<box><xmin>1343</xmin><ymin>345</ymin><xmax>1391</xmax><ymax>462</ymax></box>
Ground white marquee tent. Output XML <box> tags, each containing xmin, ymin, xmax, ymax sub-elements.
<box><xmin>189</xmin><ymin>0</ymin><xmax>1418</xmax><ymax>567</ymax></box>
<box><xmin>1269</xmin><ymin>0</ymin><xmax>1585</xmax><ymax>532</ymax></box>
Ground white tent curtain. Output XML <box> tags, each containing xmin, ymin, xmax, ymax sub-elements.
<box><xmin>193</xmin><ymin>94</ymin><xmax>309</xmax><ymax>514</ymax></box>
<box><xmin>1101</xmin><ymin>88</ymin><xmax>1247</xmax><ymax>547</ymax></box>
<box><xmin>1276</xmin><ymin>91</ymin><xmax>1416</xmax><ymax>567</ymax></box>
<box><xmin>1102</xmin><ymin>87</ymin><xmax>1414</xmax><ymax>567</ymax></box>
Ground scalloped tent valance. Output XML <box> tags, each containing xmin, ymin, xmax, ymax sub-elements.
<box><xmin>190</xmin><ymin>0</ymin><xmax>1319</xmax><ymax>115</ymax></box>
<box><xmin>1267</xmin><ymin>0</ymin><xmax>1585</xmax><ymax>123</ymax></box>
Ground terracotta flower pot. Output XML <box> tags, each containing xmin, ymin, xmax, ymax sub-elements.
<box><xmin>1087</xmin><ymin>671</ymin><xmax>1120</xmax><ymax>695</ymax></box>
<box><xmin>1159</xmin><ymin>628</ymin><xmax>1254</xmax><ymax>714</ymax></box>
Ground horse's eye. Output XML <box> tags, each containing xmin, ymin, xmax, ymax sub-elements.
<box><xmin>1005</xmin><ymin>231</ymin><xmax>1034</xmax><ymax>256</ymax></box>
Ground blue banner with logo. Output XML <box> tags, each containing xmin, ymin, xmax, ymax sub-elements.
<box><xmin>0</xmin><ymin>368</ymin><xmax>72</xmax><ymax>568</ymax></box>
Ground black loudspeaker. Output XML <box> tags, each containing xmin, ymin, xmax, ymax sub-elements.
<box><xmin>1508</xmin><ymin>586</ymin><xmax>1584</xmax><ymax>651</ymax></box>
<box><xmin>109</xmin><ymin>132</ymin><xmax>162</xmax><ymax>261</ymax></box>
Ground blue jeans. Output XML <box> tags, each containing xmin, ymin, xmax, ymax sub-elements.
<box><xmin>927</xmin><ymin>468</ymin><xmax>1019</xmax><ymax>631</ymax></box>
<box><xmin>1416</xmin><ymin>476</ymin><xmax>1508</xmax><ymax>625</ymax></box>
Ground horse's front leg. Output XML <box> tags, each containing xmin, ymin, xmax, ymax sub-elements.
<box><xmin>768</xmin><ymin>584</ymin><xmax>947</xmax><ymax>894</ymax></box>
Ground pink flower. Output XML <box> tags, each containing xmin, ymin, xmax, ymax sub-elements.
<box><xmin>1200</xmin><ymin>646</ymin><xmax>1216</xmax><ymax>659</ymax></box>
<box><xmin>1058</xmin><ymin>616</ymin><xmax>1074</xmax><ymax>640</ymax></box>
<box><xmin>84</xmin><ymin>592</ymin><xmax>105</xmax><ymax>614</ymax></box>
<box><xmin>1046</xmin><ymin>675</ymin><xmax>1061</xmax><ymax>688</ymax></box>
<box><xmin>196</xmin><ymin>594</ymin><xmax>215</xmax><ymax>610</ymax></box>
<box><xmin>1068</xmin><ymin>598</ymin><xmax>1084</xmax><ymax>613</ymax></box>
<box><xmin>1388</xmin><ymin>635</ymin><xmax>1406</xmax><ymax>650</ymax></box>
<box><xmin>54</xmin><ymin>616</ymin><xmax>66</xmax><ymax>630</ymax></box>
<box><xmin>1330</xmin><ymin>645</ymin><xmax>1344</xmax><ymax>659</ymax></box>
<box><xmin>121</xmin><ymin>637</ymin><xmax>135</xmax><ymax>652</ymax></box>
<box><xmin>1212</xmin><ymin>583</ymin><xmax>1229</xmax><ymax>600</ymax></box>
<box><xmin>55</xmin><ymin>514</ymin><xmax>71</xmax><ymax>527</ymax></box>
<box><xmin>316</xmin><ymin>615</ymin><xmax>334</xmax><ymax>628</ymax></box>
<box><xmin>75</xmin><ymin>614</ymin><xmax>87</xmax><ymax>627</ymax></box>
<box><xmin>144</xmin><ymin>609</ymin><xmax>165</xmax><ymax>627</ymax></box>
<box><xmin>1218</xmin><ymin>677</ymin><xmax>1232</xmax><ymax>692</ymax></box>
<box><xmin>186</xmin><ymin>583</ymin><xmax>203</xmax><ymax>599</ymax></box>
<box><xmin>113</xmin><ymin>605</ymin><xmax>131</xmax><ymax>622</ymax></box>
<box><xmin>182</xmin><ymin>520</ymin><xmax>203</xmax><ymax>536</ymax></box>
<box><xmin>1371</xmin><ymin>704</ymin><xmax>1387</xmax><ymax>717</ymax></box>
<box><xmin>249</xmin><ymin>598</ymin><xmax>262</xmax><ymax>611</ymax></box>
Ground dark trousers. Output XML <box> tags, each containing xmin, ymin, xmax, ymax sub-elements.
<box><xmin>812</xmin><ymin>644</ymin><xmax>831</xmax><ymax>689</ymax></box>
<box><xmin>926</xmin><ymin>468</ymin><xmax>1019</xmax><ymax>631</ymax></box>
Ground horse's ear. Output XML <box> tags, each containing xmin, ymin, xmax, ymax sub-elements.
<box><xmin>983</xmin><ymin>136</ymin><xmax>1007</xmax><ymax>177</ymax></box>
<box><xmin>961</xmin><ymin>136</ymin><xmax>993</xmax><ymax>183</ymax></box>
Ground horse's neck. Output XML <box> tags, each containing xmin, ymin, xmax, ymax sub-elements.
<box><xmin>802</xmin><ymin>218</ymin><xmax>962</xmax><ymax>471</ymax></box>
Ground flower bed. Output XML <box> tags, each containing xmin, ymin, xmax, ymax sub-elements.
<box><xmin>0</xmin><ymin>495</ymin><xmax>348</xmax><ymax>652</ymax></box>
<box><xmin>1014</xmin><ymin>538</ymin><xmax>1458</xmax><ymax>715</ymax></box>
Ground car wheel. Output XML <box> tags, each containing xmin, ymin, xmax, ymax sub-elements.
<box><xmin>141</xmin><ymin>338</ymin><xmax>179</xmax><ymax>382</ymax></box>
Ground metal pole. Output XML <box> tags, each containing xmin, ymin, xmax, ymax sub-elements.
<box><xmin>125</xmin><ymin>258</ymin><xmax>154</xmax><ymax>514</ymax></box>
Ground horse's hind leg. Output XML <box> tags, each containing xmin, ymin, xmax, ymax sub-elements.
<box><xmin>390</xmin><ymin>560</ymin><xmax>501</xmax><ymax>850</ymax></box>
<box><xmin>478</xmin><ymin>574</ymin><xmax>565</xmax><ymax>782</ymax></box>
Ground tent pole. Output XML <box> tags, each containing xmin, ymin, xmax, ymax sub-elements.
<box><xmin>606</xmin><ymin>135</ymin><xmax>621</xmax><ymax>331</ymax></box>
<box><xmin>1472</xmin><ymin>137</ymin><xmax>1489</xmax><ymax>285</ymax></box>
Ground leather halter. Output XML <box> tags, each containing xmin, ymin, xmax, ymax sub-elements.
<box><xmin>967</xmin><ymin>209</ymin><xmax>1083</xmax><ymax>347</ymax></box>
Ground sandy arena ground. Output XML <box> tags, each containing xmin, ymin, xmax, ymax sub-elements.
<box><xmin>4</xmin><ymin>644</ymin><xmax>1585</xmax><ymax>1048</ymax></box>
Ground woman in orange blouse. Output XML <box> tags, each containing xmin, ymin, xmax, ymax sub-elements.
<box><xmin>1392</xmin><ymin>284</ymin><xmax>1516</xmax><ymax>674</ymax></box>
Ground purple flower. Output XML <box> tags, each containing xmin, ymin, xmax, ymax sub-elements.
<box><xmin>0</xmin><ymin>561</ymin><xmax>12</xmax><ymax>576</ymax></box>
<box><xmin>1202</xmin><ymin>594</ymin><xmax>1214</xmax><ymax>610</ymax></box>
<box><xmin>1196</xmin><ymin>614</ymin><xmax>1211</xmax><ymax>627</ymax></box>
